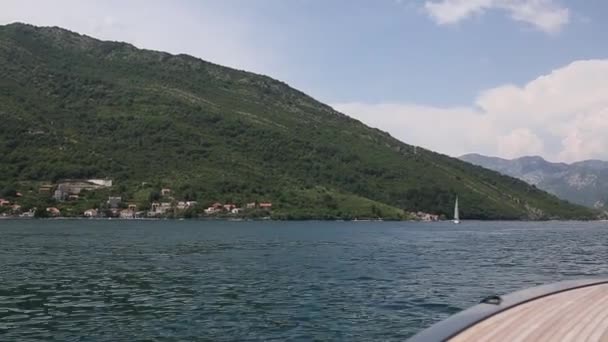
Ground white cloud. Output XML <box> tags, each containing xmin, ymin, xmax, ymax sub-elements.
<box><xmin>424</xmin><ymin>0</ymin><xmax>570</xmax><ymax>34</ymax></box>
<box><xmin>334</xmin><ymin>59</ymin><xmax>608</xmax><ymax>162</ymax></box>
<box><xmin>497</xmin><ymin>128</ymin><xmax>544</xmax><ymax>157</ymax></box>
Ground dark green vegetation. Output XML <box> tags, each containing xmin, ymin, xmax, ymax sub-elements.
<box><xmin>0</xmin><ymin>23</ymin><xmax>598</xmax><ymax>220</ymax></box>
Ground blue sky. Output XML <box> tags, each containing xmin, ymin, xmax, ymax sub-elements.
<box><xmin>2</xmin><ymin>0</ymin><xmax>608</xmax><ymax>162</ymax></box>
<box><xmin>192</xmin><ymin>0</ymin><xmax>605</xmax><ymax>106</ymax></box>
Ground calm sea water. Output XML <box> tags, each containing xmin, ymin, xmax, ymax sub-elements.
<box><xmin>0</xmin><ymin>220</ymin><xmax>607</xmax><ymax>341</ymax></box>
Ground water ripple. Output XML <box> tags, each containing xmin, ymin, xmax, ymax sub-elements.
<box><xmin>0</xmin><ymin>220</ymin><xmax>607</xmax><ymax>340</ymax></box>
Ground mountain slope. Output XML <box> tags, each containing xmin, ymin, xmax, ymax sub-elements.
<box><xmin>460</xmin><ymin>153</ymin><xmax>608</xmax><ymax>209</ymax></box>
<box><xmin>0</xmin><ymin>23</ymin><xmax>597</xmax><ymax>220</ymax></box>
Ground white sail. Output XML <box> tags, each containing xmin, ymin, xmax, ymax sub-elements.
<box><xmin>453</xmin><ymin>196</ymin><xmax>460</xmax><ymax>224</ymax></box>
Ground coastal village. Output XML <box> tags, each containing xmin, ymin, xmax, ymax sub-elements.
<box><xmin>0</xmin><ymin>178</ymin><xmax>273</xmax><ymax>219</ymax></box>
<box><xmin>0</xmin><ymin>178</ymin><xmax>444</xmax><ymax>221</ymax></box>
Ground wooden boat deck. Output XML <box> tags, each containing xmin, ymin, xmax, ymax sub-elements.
<box><xmin>451</xmin><ymin>283</ymin><xmax>608</xmax><ymax>341</ymax></box>
<box><xmin>409</xmin><ymin>279</ymin><xmax>608</xmax><ymax>342</ymax></box>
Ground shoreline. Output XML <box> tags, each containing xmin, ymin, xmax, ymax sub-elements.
<box><xmin>1</xmin><ymin>216</ymin><xmax>604</xmax><ymax>222</ymax></box>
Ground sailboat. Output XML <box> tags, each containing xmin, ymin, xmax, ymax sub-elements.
<box><xmin>453</xmin><ymin>196</ymin><xmax>460</xmax><ymax>224</ymax></box>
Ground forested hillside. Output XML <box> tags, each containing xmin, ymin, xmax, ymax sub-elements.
<box><xmin>0</xmin><ymin>23</ymin><xmax>597</xmax><ymax>220</ymax></box>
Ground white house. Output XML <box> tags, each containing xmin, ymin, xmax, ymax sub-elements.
<box><xmin>88</xmin><ymin>179</ymin><xmax>113</xmax><ymax>187</ymax></box>
<box><xmin>84</xmin><ymin>209</ymin><xmax>98</xmax><ymax>217</ymax></box>
<box><xmin>205</xmin><ymin>207</ymin><xmax>218</xmax><ymax>215</ymax></box>
<box><xmin>120</xmin><ymin>209</ymin><xmax>135</xmax><ymax>219</ymax></box>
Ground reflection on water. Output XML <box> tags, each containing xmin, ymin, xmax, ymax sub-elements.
<box><xmin>0</xmin><ymin>220</ymin><xmax>607</xmax><ymax>340</ymax></box>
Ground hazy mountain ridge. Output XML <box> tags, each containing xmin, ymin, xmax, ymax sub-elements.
<box><xmin>460</xmin><ymin>153</ymin><xmax>608</xmax><ymax>209</ymax></box>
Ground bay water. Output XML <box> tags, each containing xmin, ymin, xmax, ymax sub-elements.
<box><xmin>1</xmin><ymin>220</ymin><xmax>606</xmax><ymax>341</ymax></box>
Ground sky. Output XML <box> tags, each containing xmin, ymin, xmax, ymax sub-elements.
<box><xmin>2</xmin><ymin>0</ymin><xmax>608</xmax><ymax>162</ymax></box>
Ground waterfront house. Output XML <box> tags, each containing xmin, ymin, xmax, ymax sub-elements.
<box><xmin>0</xmin><ymin>199</ymin><xmax>10</xmax><ymax>207</ymax></box>
<box><xmin>205</xmin><ymin>206</ymin><xmax>220</xmax><ymax>214</ymax></box>
<box><xmin>107</xmin><ymin>196</ymin><xmax>122</xmax><ymax>209</ymax></box>
<box><xmin>224</xmin><ymin>203</ymin><xmax>237</xmax><ymax>211</ymax></box>
<box><xmin>186</xmin><ymin>201</ymin><xmax>198</xmax><ymax>208</ymax></box>
<box><xmin>120</xmin><ymin>209</ymin><xmax>135</xmax><ymax>219</ymax></box>
<box><xmin>149</xmin><ymin>201</ymin><xmax>172</xmax><ymax>215</ymax></box>
<box><xmin>11</xmin><ymin>204</ymin><xmax>21</xmax><ymax>213</ymax></box>
<box><xmin>147</xmin><ymin>210</ymin><xmax>159</xmax><ymax>218</ymax></box>
<box><xmin>231</xmin><ymin>208</ymin><xmax>242</xmax><ymax>214</ymax></box>
<box><xmin>161</xmin><ymin>188</ymin><xmax>172</xmax><ymax>196</ymax></box>
<box><xmin>259</xmin><ymin>202</ymin><xmax>273</xmax><ymax>210</ymax></box>
<box><xmin>177</xmin><ymin>201</ymin><xmax>187</xmax><ymax>210</ymax></box>
<box><xmin>128</xmin><ymin>204</ymin><xmax>137</xmax><ymax>211</ymax></box>
<box><xmin>413</xmin><ymin>211</ymin><xmax>439</xmax><ymax>222</ymax></box>
<box><xmin>20</xmin><ymin>210</ymin><xmax>35</xmax><ymax>218</ymax></box>
<box><xmin>109</xmin><ymin>208</ymin><xmax>120</xmax><ymax>217</ymax></box>
<box><xmin>84</xmin><ymin>209</ymin><xmax>98</xmax><ymax>217</ymax></box>
<box><xmin>204</xmin><ymin>202</ymin><xmax>224</xmax><ymax>215</ymax></box>
<box><xmin>159</xmin><ymin>202</ymin><xmax>172</xmax><ymax>213</ymax></box>
<box><xmin>246</xmin><ymin>202</ymin><xmax>256</xmax><ymax>209</ymax></box>
<box><xmin>46</xmin><ymin>207</ymin><xmax>61</xmax><ymax>217</ymax></box>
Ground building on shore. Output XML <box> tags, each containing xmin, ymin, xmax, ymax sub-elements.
<box><xmin>120</xmin><ymin>209</ymin><xmax>135</xmax><ymax>219</ymax></box>
<box><xmin>259</xmin><ymin>202</ymin><xmax>273</xmax><ymax>210</ymax></box>
<box><xmin>53</xmin><ymin>189</ymin><xmax>67</xmax><ymax>201</ymax></box>
<box><xmin>411</xmin><ymin>211</ymin><xmax>439</xmax><ymax>222</ymax></box>
<box><xmin>223</xmin><ymin>203</ymin><xmax>237</xmax><ymax>211</ymax></box>
<box><xmin>57</xmin><ymin>179</ymin><xmax>112</xmax><ymax>195</ymax></box>
<box><xmin>84</xmin><ymin>209</ymin><xmax>98</xmax><ymax>217</ymax></box>
<box><xmin>107</xmin><ymin>197</ymin><xmax>122</xmax><ymax>209</ymax></box>
<box><xmin>39</xmin><ymin>184</ymin><xmax>53</xmax><ymax>194</ymax></box>
<box><xmin>46</xmin><ymin>207</ymin><xmax>61</xmax><ymax>217</ymax></box>
<box><xmin>87</xmin><ymin>179</ymin><xmax>113</xmax><ymax>187</ymax></box>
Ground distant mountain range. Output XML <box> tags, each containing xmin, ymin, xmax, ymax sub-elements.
<box><xmin>460</xmin><ymin>154</ymin><xmax>608</xmax><ymax>209</ymax></box>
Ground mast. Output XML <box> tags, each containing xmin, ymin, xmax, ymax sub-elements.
<box><xmin>454</xmin><ymin>197</ymin><xmax>459</xmax><ymax>221</ymax></box>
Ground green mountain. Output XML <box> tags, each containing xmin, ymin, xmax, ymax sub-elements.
<box><xmin>0</xmin><ymin>23</ymin><xmax>597</xmax><ymax>220</ymax></box>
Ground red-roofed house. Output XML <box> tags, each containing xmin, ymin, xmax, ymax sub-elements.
<box><xmin>223</xmin><ymin>204</ymin><xmax>236</xmax><ymax>211</ymax></box>
<box><xmin>259</xmin><ymin>202</ymin><xmax>272</xmax><ymax>209</ymax></box>
<box><xmin>46</xmin><ymin>207</ymin><xmax>61</xmax><ymax>217</ymax></box>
